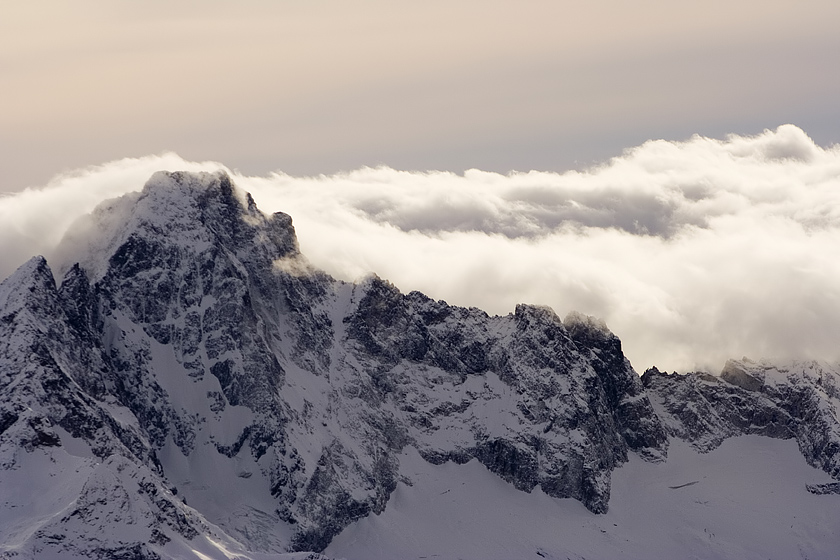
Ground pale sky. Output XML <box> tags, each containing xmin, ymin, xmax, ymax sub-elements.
<box><xmin>2</xmin><ymin>1</ymin><xmax>840</xmax><ymax>191</ymax></box>
<box><xmin>3</xmin><ymin>2</ymin><xmax>840</xmax><ymax>374</ymax></box>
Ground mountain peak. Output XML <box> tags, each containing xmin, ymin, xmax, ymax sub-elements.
<box><xmin>55</xmin><ymin>170</ymin><xmax>299</xmax><ymax>282</ymax></box>
<box><xmin>0</xmin><ymin>255</ymin><xmax>57</xmax><ymax>319</ymax></box>
<box><xmin>0</xmin><ymin>255</ymin><xmax>53</xmax><ymax>293</ymax></box>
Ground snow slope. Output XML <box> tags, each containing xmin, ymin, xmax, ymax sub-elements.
<box><xmin>328</xmin><ymin>436</ymin><xmax>840</xmax><ymax>560</ymax></box>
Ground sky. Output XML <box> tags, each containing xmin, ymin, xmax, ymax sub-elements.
<box><xmin>3</xmin><ymin>1</ymin><xmax>840</xmax><ymax>190</ymax></box>
<box><xmin>2</xmin><ymin>2</ymin><xmax>840</xmax><ymax>373</ymax></box>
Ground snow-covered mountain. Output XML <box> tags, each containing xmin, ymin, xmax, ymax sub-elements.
<box><xmin>1</xmin><ymin>171</ymin><xmax>839</xmax><ymax>559</ymax></box>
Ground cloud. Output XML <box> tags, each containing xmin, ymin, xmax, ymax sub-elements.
<box><xmin>0</xmin><ymin>153</ymin><xmax>228</xmax><ymax>279</ymax></box>
<box><xmin>2</xmin><ymin>125</ymin><xmax>840</xmax><ymax>375</ymax></box>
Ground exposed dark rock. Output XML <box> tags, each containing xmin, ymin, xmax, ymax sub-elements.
<box><xmin>643</xmin><ymin>362</ymin><xmax>840</xmax><ymax>481</ymax></box>
<box><xmin>472</xmin><ymin>438</ymin><xmax>538</xmax><ymax>492</ymax></box>
<box><xmin>806</xmin><ymin>482</ymin><xmax>840</xmax><ymax>495</ymax></box>
<box><xmin>720</xmin><ymin>360</ymin><xmax>764</xmax><ymax>391</ymax></box>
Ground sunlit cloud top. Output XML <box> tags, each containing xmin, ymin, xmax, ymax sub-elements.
<box><xmin>2</xmin><ymin>125</ymin><xmax>840</xmax><ymax>375</ymax></box>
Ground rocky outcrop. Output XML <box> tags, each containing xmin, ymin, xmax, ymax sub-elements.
<box><xmin>643</xmin><ymin>360</ymin><xmax>840</xmax><ymax>479</ymax></box>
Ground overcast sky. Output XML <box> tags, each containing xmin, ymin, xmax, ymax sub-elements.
<box><xmin>2</xmin><ymin>2</ymin><xmax>840</xmax><ymax>374</ymax></box>
<box><xmin>3</xmin><ymin>1</ymin><xmax>840</xmax><ymax>190</ymax></box>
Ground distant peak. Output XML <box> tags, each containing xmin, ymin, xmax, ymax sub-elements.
<box><xmin>515</xmin><ymin>303</ymin><xmax>562</xmax><ymax>323</ymax></box>
<box><xmin>146</xmin><ymin>169</ymin><xmax>231</xmax><ymax>188</ymax></box>
<box><xmin>53</xmin><ymin>170</ymin><xmax>299</xmax><ymax>282</ymax></box>
<box><xmin>141</xmin><ymin>169</ymin><xmax>245</xmax><ymax>215</ymax></box>
<box><xmin>563</xmin><ymin>310</ymin><xmax>611</xmax><ymax>335</ymax></box>
<box><xmin>0</xmin><ymin>256</ymin><xmax>57</xmax><ymax>314</ymax></box>
<box><xmin>1</xmin><ymin>255</ymin><xmax>54</xmax><ymax>292</ymax></box>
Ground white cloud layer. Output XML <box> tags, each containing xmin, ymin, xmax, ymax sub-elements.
<box><xmin>2</xmin><ymin>125</ymin><xmax>840</xmax><ymax>374</ymax></box>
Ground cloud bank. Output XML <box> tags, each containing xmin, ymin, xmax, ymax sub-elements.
<box><xmin>2</xmin><ymin>125</ymin><xmax>839</xmax><ymax>374</ymax></box>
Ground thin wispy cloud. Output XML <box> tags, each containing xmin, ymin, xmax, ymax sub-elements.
<box><xmin>2</xmin><ymin>126</ymin><xmax>839</xmax><ymax>374</ymax></box>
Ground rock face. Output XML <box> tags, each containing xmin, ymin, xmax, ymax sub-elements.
<box><xmin>642</xmin><ymin>360</ymin><xmax>840</xmax><ymax>478</ymax></box>
<box><xmin>1</xmin><ymin>170</ymin><xmax>839</xmax><ymax>559</ymax></box>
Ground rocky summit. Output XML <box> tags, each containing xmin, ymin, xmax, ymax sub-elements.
<box><xmin>1</xmin><ymin>171</ymin><xmax>839</xmax><ymax>559</ymax></box>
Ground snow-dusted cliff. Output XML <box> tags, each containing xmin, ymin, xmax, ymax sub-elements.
<box><xmin>1</xmin><ymin>171</ymin><xmax>839</xmax><ymax>559</ymax></box>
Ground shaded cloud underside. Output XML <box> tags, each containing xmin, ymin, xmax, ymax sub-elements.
<box><xmin>2</xmin><ymin>125</ymin><xmax>839</xmax><ymax>373</ymax></box>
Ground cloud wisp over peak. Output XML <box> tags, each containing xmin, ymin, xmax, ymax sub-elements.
<box><xmin>2</xmin><ymin>125</ymin><xmax>839</xmax><ymax>374</ymax></box>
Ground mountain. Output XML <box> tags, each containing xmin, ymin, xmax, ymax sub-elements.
<box><xmin>1</xmin><ymin>170</ymin><xmax>839</xmax><ymax>559</ymax></box>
